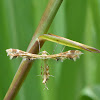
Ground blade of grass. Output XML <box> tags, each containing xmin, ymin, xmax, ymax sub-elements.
<box><xmin>4</xmin><ymin>0</ymin><xmax>63</xmax><ymax>100</ymax></box>
<box><xmin>39</xmin><ymin>33</ymin><xmax>100</xmax><ymax>53</ymax></box>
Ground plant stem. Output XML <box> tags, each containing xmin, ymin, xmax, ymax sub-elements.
<box><xmin>4</xmin><ymin>0</ymin><xmax>63</xmax><ymax>100</ymax></box>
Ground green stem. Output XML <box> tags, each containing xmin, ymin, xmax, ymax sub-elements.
<box><xmin>4</xmin><ymin>0</ymin><xmax>63</xmax><ymax>100</ymax></box>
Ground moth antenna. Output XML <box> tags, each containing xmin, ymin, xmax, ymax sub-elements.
<box><xmin>61</xmin><ymin>46</ymin><xmax>66</xmax><ymax>53</ymax></box>
<box><xmin>36</xmin><ymin>38</ymin><xmax>40</xmax><ymax>53</ymax></box>
<box><xmin>52</xmin><ymin>44</ymin><xmax>58</xmax><ymax>54</ymax></box>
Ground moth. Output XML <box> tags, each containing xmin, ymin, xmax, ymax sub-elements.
<box><xmin>6</xmin><ymin>49</ymin><xmax>83</xmax><ymax>89</ymax></box>
<box><xmin>6</xmin><ymin>49</ymin><xmax>83</xmax><ymax>61</ymax></box>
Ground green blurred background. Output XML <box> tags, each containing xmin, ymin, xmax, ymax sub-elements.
<box><xmin>1</xmin><ymin>0</ymin><xmax>100</xmax><ymax>100</ymax></box>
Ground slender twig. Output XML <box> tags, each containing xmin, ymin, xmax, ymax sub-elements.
<box><xmin>4</xmin><ymin>0</ymin><xmax>63</xmax><ymax>99</ymax></box>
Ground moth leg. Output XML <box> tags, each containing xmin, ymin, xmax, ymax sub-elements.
<box><xmin>43</xmin><ymin>83</ymin><xmax>49</xmax><ymax>90</ymax></box>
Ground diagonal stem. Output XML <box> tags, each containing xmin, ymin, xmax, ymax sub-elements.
<box><xmin>4</xmin><ymin>0</ymin><xmax>63</xmax><ymax>99</ymax></box>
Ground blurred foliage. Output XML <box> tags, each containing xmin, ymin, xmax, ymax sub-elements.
<box><xmin>0</xmin><ymin>0</ymin><xmax>100</xmax><ymax>100</ymax></box>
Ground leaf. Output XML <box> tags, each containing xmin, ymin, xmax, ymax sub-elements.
<box><xmin>39</xmin><ymin>33</ymin><xmax>100</xmax><ymax>53</ymax></box>
<box><xmin>79</xmin><ymin>85</ymin><xmax>100</xmax><ymax>100</ymax></box>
